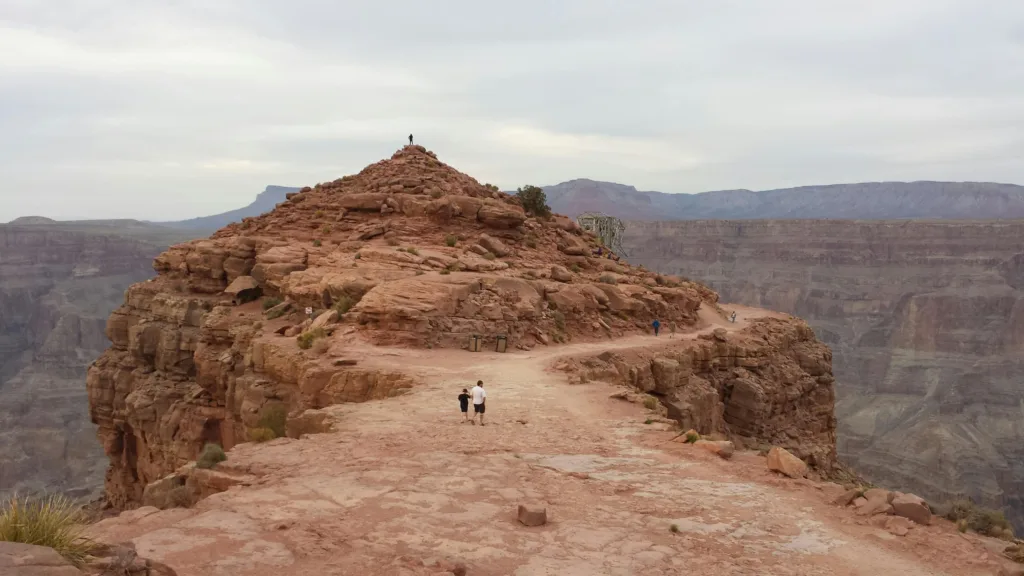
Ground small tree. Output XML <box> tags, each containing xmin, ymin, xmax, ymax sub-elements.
<box><xmin>516</xmin><ymin>185</ymin><xmax>551</xmax><ymax>217</ymax></box>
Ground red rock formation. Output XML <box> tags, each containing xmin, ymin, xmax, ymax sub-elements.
<box><xmin>88</xmin><ymin>146</ymin><xmax>722</xmax><ymax>506</ymax></box>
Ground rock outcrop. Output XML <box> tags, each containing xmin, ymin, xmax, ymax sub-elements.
<box><xmin>87</xmin><ymin>146</ymin><xmax>723</xmax><ymax>507</ymax></box>
<box><xmin>623</xmin><ymin>218</ymin><xmax>1024</xmax><ymax>532</ymax></box>
<box><xmin>0</xmin><ymin>221</ymin><xmax>196</xmax><ymax>499</ymax></box>
<box><xmin>559</xmin><ymin>316</ymin><xmax>837</xmax><ymax>470</ymax></box>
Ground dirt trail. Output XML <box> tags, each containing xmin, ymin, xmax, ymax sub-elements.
<box><xmin>88</xmin><ymin>305</ymin><xmax>1009</xmax><ymax>576</ymax></box>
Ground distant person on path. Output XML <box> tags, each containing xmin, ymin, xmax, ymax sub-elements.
<box><xmin>652</xmin><ymin>319</ymin><xmax>661</xmax><ymax>336</ymax></box>
<box><xmin>471</xmin><ymin>380</ymin><xmax>487</xmax><ymax>426</ymax></box>
<box><xmin>458</xmin><ymin>388</ymin><xmax>470</xmax><ymax>422</ymax></box>
<box><xmin>731</xmin><ymin>311</ymin><xmax>737</xmax><ymax>323</ymax></box>
<box><xmin>409</xmin><ymin>134</ymin><xmax>414</xmax><ymax>145</ymax></box>
<box><xmin>669</xmin><ymin>321</ymin><xmax>677</xmax><ymax>339</ymax></box>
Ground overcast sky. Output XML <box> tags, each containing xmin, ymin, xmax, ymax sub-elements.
<box><xmin>2</xmin><ymin>0</ymin><xmax>1023</xmax><ymax>221</ymax></box>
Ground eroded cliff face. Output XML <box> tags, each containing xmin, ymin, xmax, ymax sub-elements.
<box><xmin>89</xmin><ymin>146</ymin><xmax>735</xmax><ymax>507</ymax></box>
<box><xmin>623</xmin><ymin>219</ymin><xmax>1024</xmax><ymax>531</ymax></box>
<box><xmin>0</xmin><ymin>223</ymin><xmax>191</xmax><ymax>498</ymax></box>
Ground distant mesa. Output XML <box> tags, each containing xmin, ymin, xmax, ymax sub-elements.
<box><xmin>160</xmin><ymin>185</ymin><xmax>300</xmax><ymax>231</ymax></box>
<box><xmin>544</xmin><ymin>178</ymin><xmax>1024</xmax><ymax>221</ymax></box>
<box><xmin>8</xmin><ymin>215</ymin><xmax>57</xmax><ymax>225</ymax></box>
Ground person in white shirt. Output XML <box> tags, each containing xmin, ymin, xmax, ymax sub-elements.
<box><xmin>470</xmin><ymin>380</ymin><xmax>487</xmax><ymax>426</ymax></box>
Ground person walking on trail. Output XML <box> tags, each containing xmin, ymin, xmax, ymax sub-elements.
<box><xmin>669</xmin><ymin>321</ymin><xmax>677</xmax><ymax>339</ymax></box>
<box><xmin>458</xmin><ymin>388</ymin><xmax>470</xmax><ymax>422</ymax></box>
<box><xmin>470</xmin><ymin>380</ymin><xmax>487</xmax><ymax>426</ymax></box>
<box><xmin>731</xmin><ymin>311</ymin><xmax>737</xmax><ymax>323</ymax></box>
<box><xmin>652</xmin><ymin>319</ymin><xmax>661</xmax><ymax>336</ymax></box>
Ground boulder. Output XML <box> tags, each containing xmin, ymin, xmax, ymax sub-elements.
<box><xmin>884</xmin><ymin>516</ymin><xmax>915</xmax><ymax>537</ymax></box>
<box><xmin>766</xmin><ymin>446</ymin><xmax>808</xmax><ymax>478</ymax></box>
<box><xmin>477</xmin><ymin>234</ymin><xmax>510</xmax><ymax>257</ymax></box>
<box><xmin>0</xmin><ymin>542</ymin><xmax>81</xmax><ymax>575</ymax></box>
<box><xmin>863</xmin><ymin>488</ymin><xmax>893</xmax><ymax>503</ymax></box>
<box><xmin>550</xmin><ymin>265</ymin><xmax>573</xmax><ymax>283</ymax></box>
<box><xmin>517</xmin><ymin>502</ymin><xmax>547</xmax><ymax>526</ymax></box>
<box><xmin>891</xmin><ymin>493</ymin><xmax>932</xmax><ymax>525</ymax></box>
<box><xmin>831</xmin><ymin>488</ymin><xmax>861</xmax><ymax>507</ymax></box>
<box><xmin>856</xmin><ymin>497</ymin><xmax>893</xmax><ymax>516</ymax></box>
<box><xmin>309</xmin><ymin>310</ymin><xmax>339</xmax><ymax>330</ymax></box>
<box><xmin>694</xmin><ymin>439</ymin><xmax>734</xmax><ymax>459</ymax></box>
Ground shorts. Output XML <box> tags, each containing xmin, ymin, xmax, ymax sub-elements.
<box><xmin>460</xmin><ymin>404</ymin><xmax>468</xmax><ymax>413</ymax></box>
<box><xmin>474</xmin><ymin>403</ymin><xmax>485</xmax><ymax>414</ymax></box>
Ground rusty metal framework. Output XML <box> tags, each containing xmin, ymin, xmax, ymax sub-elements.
<box><xmin>576</xmin><ymin>212</ymin><xmax>627</xmax><ymax>257</ymax></box>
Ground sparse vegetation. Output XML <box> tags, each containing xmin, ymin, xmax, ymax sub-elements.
<box><xmin>570</xmin><ymin>263</ymin><xmax>581</xmax><ymax>273</ymax></box>
<box><xmin>354</xmin><ymin>252</ymin><xmax>361</xmax><ymax>259</ymax></box>
<box><xmin>643</xmin><ymin>396</ymin><xmax>659</xmax><ymax>410</ymax></box>
<box><xmin>0</xmin><ymin>493</ymin><xmax>96</xmax><ymax>566</ymax></box>
<box><xmin>552</xmin><ymin>333</ymin><xmax>566</xmax><ymax>344</ymax></box>
<box><xmin>166</xmin><ymin>486</ymin><xmax>192</xmax><ymax>509</ymax></box>
<box><xmin>297</xmin><ymin>327</ymin><xmax>327</xmax><ymax>350</ymax></box>
<box><xmin>407</xmin><ymin>247</ymin><xmax>419</xmax><ymax>256</ymax></box>
<box><xmin>248</xmin><ymin>427</ymin><xmax>277</xmax><ymax>443</ymax></box>
<box><xmin>312</xmin><ymin>239</ymin><xmax>322</xmax><ymax>247</ymax></box>
<box><xmin>943</xmin><ymin>500</ymin><xmax>1015</xmax><ymax>538</ymax></box>
<box><xmin>445</xmin><ymin>235</ymin><xmax>458</xmax><ymax>247</ymax></box>
<box><xmin>670</xmin><ymin>523</ymin><xmax>680</xmax><ymax>533</ymax></box>
<box><xmin>655</xmin><ymin>275</ymin><xmax>666</xmax><ymax>286</ymax></box>
<box><xmin>525</xmin><ymin>237</ymin><xmax>537</xmax><ymax>249</ymax></box>
<box><xmin>440</xmin><ymin>269</ymin><xmax>451</xmax><ymax>275</ymax></box>
<box><xmin>257</xmin><ymin>405</ymin><xmax>288</xmax><ymax>439</ymax></box>
<box><xmin>321</xmin><ymin>224</ymin><xmax>331</xmax><ymax>234</ymax></box>
<box><xmin>483</xmin><ymin>252</ymin><xmax>496</xmax><ymax>260</ymax></box>
<box><xmin>262</xmin><ymin>297</ymin><xmax>283</xmax><ymax>311</ymax></box>
<box><xmin>333</xmin><ymin>293</ymin><xmax>360</xmax><ymax>314</ymax></box>
<box><xmin>314</xmin><ymin>210</ymin><xmax>325</xmax><ymax>218</ymax></box>
<box><xmin>196</xmin><ymin>443</ymin><xmax>226</xmax><ymax>470</ymax></box>
<box><xmin>599</xmin><ymin>274</ymin><xmax>617</xmax><ymax>285</ymax></box>
<box><xmin>484</xmin><ymin>183</ymin><xmax>500</xmax><ymax>192</ymax></box>
<box><xmin>515</xmin><ymin>185</ymin><xmax>551</xmax><ymax>217</ymax></box>
<box><xmin>644</xmin><ymin>418</ymin><xmax>653</xmax><ymax>425</ymax></box>
<box><xmin>553</xmin><ymin>311</ymin><xmax>566</xmax><ymax>331</ymax></box>
<box><xmin>684</xmin><ymin>431</ymin><xmax>700</xmax><ymax>443</ymax></box>
<box><xmin>266</xmin><ymin>302</ymin><xmax>291</xmax><ymax>319</ymax></box>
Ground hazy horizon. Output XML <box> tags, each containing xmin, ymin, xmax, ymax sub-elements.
<box><xmin>3</xmin><ymin>1</ymin><xmax>1024</xmax><ymax>221</ymax></box>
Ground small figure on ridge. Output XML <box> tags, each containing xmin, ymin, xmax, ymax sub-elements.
<box><xmin>408</xmin><ymin>134</ymin><xmax>414</xmax><ymax>145</ymax></box>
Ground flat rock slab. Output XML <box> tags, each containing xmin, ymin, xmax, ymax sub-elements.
<box><xmin>517</xmin><ymin>503</ymin><xmax>548</xmax><ymax>527</ymax></box>
<box><xmin>0</xmin><ymin>541</ymin><xmax>80</xmax><ymax>575</ymax></box>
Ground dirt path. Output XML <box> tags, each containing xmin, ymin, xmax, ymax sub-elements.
<box><xmin>88</xmin><ymin>305</ymin><xmax>1009</xmax><ymax>576</ymax></box>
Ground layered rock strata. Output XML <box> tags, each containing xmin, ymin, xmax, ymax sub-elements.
<box><xmin>623</xmin><ymin>218</ymin><xmax>1024</xmax><ymax>531</ymax></box>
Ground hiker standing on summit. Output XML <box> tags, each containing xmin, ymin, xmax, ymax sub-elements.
<box><xmin>408</xmin><ymin>134</ymin><xmax>414</xmax><ymax>145</ymax></box>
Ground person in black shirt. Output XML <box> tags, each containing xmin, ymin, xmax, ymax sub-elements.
<box><xmin>458</xmin><ymin>388</ymin><xmax>470</xmax><ymax>422</ymax></box>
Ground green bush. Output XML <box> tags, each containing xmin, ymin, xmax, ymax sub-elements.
<box><xmin>196</xmin><ymin>443</ymin><xmax>226</xmax><ymax>470</ymax></box>
<box><xmin>258</xmin><ymin>405</ymin><xmax>288</xmax><ymax>438</ymax></box>
<box><xmin>333</xmin><ymin>293</ymin><xmax>360</xmax><ymax>314</ymax></box>
<box><xmin>0</xmin><ymin>493</ymin><xmax>96</xmax><ymax>566</ymax></box>
<box><xmin>643</xmin><ymin>396</ymin><xmax>658</xmax><ymax>410</ymax></box>
<box><xmin>684</xmin><ymin>431</ymin><xmax>700</xmax><ymax>443</ymax></box>
<box><xmin>570</xmin><ymin>263</ymin><xmax>581</xmax><ymax>273</ymax></box>
<box><xmin>483</xmin><ymin>252</ymin><xmax>496</xmax><ymax>260</ymax></box>
<box><xmin>515</xmin><ymin>185</ymin><xmax>551</xmax><ymax>217</ymax></box>
<box><xmin>445</xmin><ymin>235</ymin><xmax>458</xmax><ymax>247</ymax></box>
<box><xmin>248</xmin><ymin>427</ymin><xmax>277</xmax><ymax>443</ymax></box>
<box><xmin>262</xmin><ymin>297</ymin><xmax>283</xmax><ymax>311</ymax></box>
<box><xmin>312</xmin><ymin>239</ymin><xmax>322</xmax><ymax>247</ymax></box>
<box><xmin>166</xmin><ymin>486</ymin><xmax>192</xmax><ymax>509</ymax></box>
<box><xmin>407</xmin><ymin>247</ymin><xmax>419</xmax><ymax>255</ymax></box>
<box><xmin>314</xmin><ymin>210</ymin><xmax>325</xmax><ymax>218</ymax></box>
<box><xmin>321</xmin><ymin>224</ymin><xmax>331</xmax><ymax>234</ymax></box>
<box><xmin>266</xmin><ymin>302</ymin><xmax>291</xmax><ymax>319</ymax></box>
<box><xmin>297</xmin><ymin>327</ymin><xmax>326</xmax><ymax>350</ymax></box>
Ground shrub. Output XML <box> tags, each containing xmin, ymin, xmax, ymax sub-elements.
<box><xmin>248</xmin><ymin>427</ymin><xmax>277</xmax><ymax>443</ymax></box>
<box><xmin>969</xmin><ymin>506</ymin><xmax>1014</xmax><ymax>538</ymax></box>
<box><xmin>430</xmin><ymin>189</ymin><xmax>443</xmax><ymax>199</ymax></box>
<box><xmin>257</xmin><ymin>404</ymin><xmax>288</xmax><ymax>438</ymax></box>
<box><xmin>0</xmin><ymin>493</ymin><xmax>96</xmax><ymax>566</ymax></box>
<box><xmin>684</xmin><ymin>431</ymin><xmax>700</xmax><ymax>443</ymax></box>
<box><xmin>483</xmin><ymin>252</ymin><xmax>496</xmax><ymax>260</ymax></box>
<box><xmin>944</xmin><ymin>500</ymin><xmax>974</xmax><ymax>523</ymax></box>
<box><xmin>321</xmin><ymin>224</ymin><xmax>331</xmax><ymax>234</ymax></box>
<box><xmin>312</xmin><ymin>239</ymin><xmax>322</xmax><ymax>247</ymax></box>
<box><xmin>387</xmin><ymin>237</ymin><xmax>401</xmax><ymax>246</ymax></box>
<box><xmin>525</xmin><ymin>237</ymin><xmax>537</xmax><ymax>249</ymax></box>
<box><xmin>440</xmin><ymin>269</ymin><xmax>451</xmax><ymax>275</ymax></box>
<box><xmin>314</xmin><ymin>210</ymin><xmax>324</xmax><ymax>218</ymax></box>
<box><xmin>570</xmin><ymin>263</ymin><xmax>581</xmax><ymax>273</ymax></box>
<box><xmin>553</xmin><ymin>311</ymin><xmax>566</xmax><ymax>331</ymax></box>
<box><xmin>484</xmin><ymin>183</ymin><xmax>500</xmax><ymax>192</ymax></box>
<box><xmin>266</xmin><ymin>303</ymin><xmax>290</xmax><ymax>320</ymax></box>
<box><xmin>643</xmin><ymin>396</ymin><xmax>658</xmax><ymax>410</ymax></box>
<box><xmin>354</xmin><ymin>252</ymin><xmax>361</xmax><ymax>259</ymax></box>
<box><xmin>599</xmin><ymin>274</ymin><xmax>617</xmax><ymax>285</ymax></box>
<box><xmin>655</xmin><ymin>275</ymin><xmax>666</xmax><ymax>286</ymax></box>
<box><xmin>670</xmin><ymin>523</ymin><xmax>680</xmax><ymax>533</ymax></box>
<box><xmin>297</xmin><ymin>327</ymin><xmax>326</xmax><ymax>350</ymax></box>
<box><xmin>515</xmin><ymin>185</ymin><xmax>551</xmax><ymax>217</ymax></box>
<box><xmin>166</xmin><ymin>486</ymin><xmax>192</xmax><ymax>509</ymax></box>
<box><xmin>333</xmin><ymin>293</ymin><xmax>359</xmax><ymax>314</ymax></box>
<box><xmin>644</xmin><ymin>418</ymin><xmax>653</xmax><ymax>425</ymax></box>
<box><xmin>196</xmin><ymin>443</ymin><xmax>226</xmax><ymax>469</ymax></box>
<box><xmin>407</xmin><ymin>247</ymin><xmax>419</xmax><ymax>256</ymax></box>
<box><xmin>262</xmin><ymin>297</ymin><xmax>283</xmax><ymax>311</ymax></box>
<box><xmin>445</xmin><ymin>235</ymin><xmax>458</xmax><ymax>247</ymax></box>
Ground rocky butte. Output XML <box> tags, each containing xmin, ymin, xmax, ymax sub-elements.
<box><xmin>78</xmin><ymin>148</ymin><xmax>1021</xmax><ymax>575</ymax></box>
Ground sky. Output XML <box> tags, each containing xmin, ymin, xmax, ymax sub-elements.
<box><xmin>2</xmin><ymin>0</ymin><xmax>1024</xmax><ymax>221</ymax></box>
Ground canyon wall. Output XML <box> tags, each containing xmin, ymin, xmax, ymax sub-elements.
<box><xmin>623</xmin><ymin>219</ymin><xmax>1024</xmax><ymax>531</ymax></box>
<box><xmin>0</xmin><ymin>221</ymin><xmax>194</xmax><ymax>498</ymax></box>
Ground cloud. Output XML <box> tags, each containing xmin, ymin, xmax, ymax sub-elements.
<box><xmin>1</xmin><ymin>0</ymin><xmax>1024</xmax><ymax>220</ymax></box>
